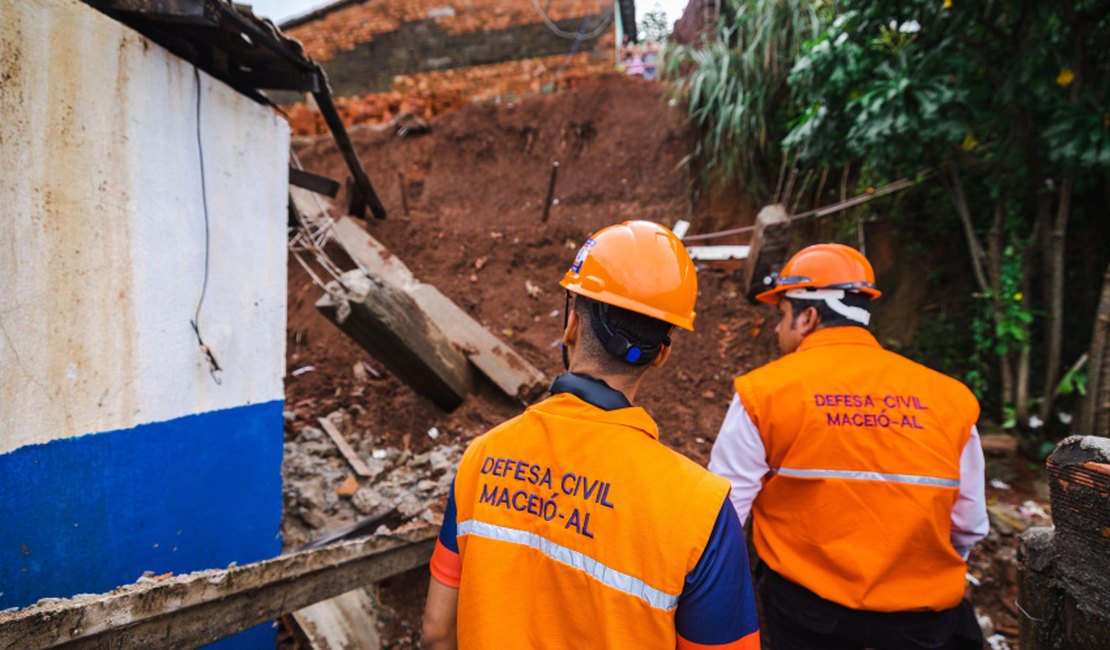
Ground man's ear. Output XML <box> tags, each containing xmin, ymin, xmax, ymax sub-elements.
<box><xmin>562</xmin><ymin>309</ymin><xmax>579</xmax><ymax>346</ymax></box>
<box><xmin>649</xmin><ymin>340</ymin><xmax>672</xmax><ymax>369</ymax></box>
<box><xmin>798</xmin><ymin>305</ymin><xmax>820</xmax><ymax>335</ymax></box>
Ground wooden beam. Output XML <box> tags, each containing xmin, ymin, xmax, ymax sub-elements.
<box><xmin>742</xmin><ymin>204</ymin><xmax>791</xmax><ymax>302</ymax></box>
<box><xmin>290</xmin><ymin>167</ymin><xmax>340</xmax><ymax>198</ymax></box>
<box><xmin>318</xmin><ymin>417</ymin><xmax>373</xmax><ymax>477</ymax></box>
<box><xmin>686</xmin><ymin>245</ymin><xmax>750</xmax><ymax>262</ymax></box>
<box><xmin>328</xmin><ymin>213</ymin><xmax>547</xmax><ymax>402</ymax></box>
<box><xmin>317</xmin><ymin>270</ymin><xmax>471</xmax><ymax>412</ymax></box>
<box><xmin>0</xmin><ymin>529</ymin><xmax>436</xmax><ymax>650</ymax></box>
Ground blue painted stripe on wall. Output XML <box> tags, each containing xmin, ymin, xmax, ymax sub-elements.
<box><xmin>0</xmin><ymin>401</ymin><xmax>284</xmax><ymax>646</ymax></box>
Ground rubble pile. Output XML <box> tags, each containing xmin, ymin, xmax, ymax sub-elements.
<box><xmin>281</xmin><ymin>408</ymin><xmax>464</xmax><ymax>549</ymax></box>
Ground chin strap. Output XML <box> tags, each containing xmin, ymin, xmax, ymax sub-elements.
<box><xmin>785</xmin><ymin>288</ymin><xmax>871</xmax><ymax>326</ymax></box>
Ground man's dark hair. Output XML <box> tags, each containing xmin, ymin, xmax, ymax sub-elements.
<box><xmin>786</xmin><ymin>292</ymin><xmax>872</xmax><ymax>329</ymax></box>
<box><xmin>573</xmin><ymin>295</ymin><xmax>672</xmax><ymax>375</ymax></box>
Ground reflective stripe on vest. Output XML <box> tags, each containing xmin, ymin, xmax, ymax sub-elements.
<box><xmin>458</xmin><ymin>519</ymin><xmax>680</xmax><ymax>610</ymax></box>
<box><xmin>772</xmin><ymin>467</ymin><xmax>960</xmax><ymax>488</ymax></box>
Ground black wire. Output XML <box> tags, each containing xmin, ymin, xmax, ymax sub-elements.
<box><xmin>192</xmin><ymin>66</ymin><xmax>221</xmax><ymax>383</ymax></box>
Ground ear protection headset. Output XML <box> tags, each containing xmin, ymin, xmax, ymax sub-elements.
<box><xmin>587</xmin><ymin>300</ymin><xmax>670</xmax><ymax>366</ymax></box>
<box><xmin>561</xmin><ymin>293</ymin><xmax>671</xmax><ymax>369</ymax></box>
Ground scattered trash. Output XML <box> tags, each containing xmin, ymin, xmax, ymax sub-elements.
<box><xmin>695</xmin><ymin>437</ymin><xmax>706</xmax><ymax>444</ymax></box>
<box><xmin>1019</xmin><ymin>500</ymin><xmax>1049</xmax><ymax>519</ymax></box>
<box><xmin>1028</xmin><ymin>414</ymin><xmax>1044</xmax><ymax>429</ymax></box>
<box><xmin>525</xmin><ymin>280</ymin><xmax>541</xmax><ymax>299</ymax></box>
<box><xmin>337</xmin><ymin>475</ymin><xmax>360</xmax><ymax>497</ymax></box>
<box><xmin>549</xmin><ymin>309</ymin><xmax>560</xmax><ymax>318</ymax></box>
<box><xmin>427</xmin><ymin>427</ymin><xmax>440</xmax><ymax>440</ymax></box>
<box><xmin>986</xmin><ymin>633</ymin><xmax>1011</xmax><ymax>650</ymax></box>
<box><xmin>291</xmin><ymin>365</ymin><xmax>315</xmax><ymax>377</ymax></box>
<box><xmin>989</xmin><ymin>479</ymin><xmax>1011</xmax><ymax>490</ymax></box>
<box><xmin>372</xmin><ymin>449</ymin><xmax>388</xmax><ymax>460</ymax></box>
<box><xmin>966</xmin><ymin>571</ymin><xmax>981</xmax><ymax>586</ymax></box>
<box><xmin>1056</xmin><ymin>411</ymin><xmax>1072</xmax><ymax>425</ymax></box>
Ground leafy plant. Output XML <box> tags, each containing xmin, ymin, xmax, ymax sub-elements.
<box><xmin>664</xmin><ymin>0</ymin><xmax>826</xmax><ymax>201</ymax></box>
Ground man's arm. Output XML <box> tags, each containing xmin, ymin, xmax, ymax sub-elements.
<box><xmin>423</xmin><ymin>482</ymin><xmax>462</xmax><ymax>649</ymax></box>
<box><xmin>951</xmin><ymin>425</ymin><xmax>989</xmax><ymax>559</ymax></box>
<box><xmin>674</xmin><ymin>500</ymin><xmax>761</xmax><ymax>649</ymax></box>
<box><xmin>422</xmin><ymin>577</ymin><xmax>459</xmax><ymax>650</ymax></box>
<box><xmin>707</xmin><ymin>394</ymin><xmax>768</xmax><ymax>524</ymax></box>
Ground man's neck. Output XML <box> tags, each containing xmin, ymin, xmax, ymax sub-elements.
<box><xmin>567</xmin><ymin>364</ymin><xmax>642</xmax><ymax>402</ymax></box>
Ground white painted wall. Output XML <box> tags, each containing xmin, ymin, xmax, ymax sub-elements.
<box><xmin>0</xmin><ymin>0</ymin><xmax>289</xmax><ymax>454</ymax></box>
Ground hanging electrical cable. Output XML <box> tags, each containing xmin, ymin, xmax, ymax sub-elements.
<box><xmin>530</xmin><ymin>0</ymin><xmax>613</xmax><ymax>40</ymax></box>
<box><xmin>192</xmin><ymin>66</ymin><xmax>222</xmax><ymax>384</ymax></box>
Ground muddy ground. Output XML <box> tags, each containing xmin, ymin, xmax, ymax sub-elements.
<box><xmin>279</xmin><ymin>75</ymin><xmax>1045</xmax><ymax>649</ymax></box>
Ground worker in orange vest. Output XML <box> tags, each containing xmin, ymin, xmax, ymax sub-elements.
<box><xmin>423</xmin><ymin>221</ymin><xmax>760</xmax><ymax>649</ymax></box>
<box><xmin>708</xmin><ymin>243</ymin><xmax>988</xmax><ymax>649</ymax></box>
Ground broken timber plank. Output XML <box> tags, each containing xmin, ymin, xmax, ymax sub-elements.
<box><xmin>318</xmin><ymin>417</ymin><xmax>373</xmax><ymax>477</ymax></box>
<box><xmin>318</xmin><ymin>270</ymin><xmax>471</xmax><ymax>411</ymax></box>
<box><xmin>742</xmin><ymin>204</ymin><xmax>791</xmax><ymax>302</ymax></box>
<box><xmin>0</xmin><ymin>528</ymin><xmax>436</xmax><ymax>650</ymax></box>
<box><xmin>326</xmin><ymin>210</ymin><xmax>547</xmax><ymax>402</ymax></box>
<box><xmin>293</xmin><ymin>588</ymin><xmax>382</xmax><ymax>650</ymax></box>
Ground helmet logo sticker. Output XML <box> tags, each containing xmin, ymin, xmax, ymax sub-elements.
<box><xmin>570</xmin><ymin>238</ymin><xmax>596</xmax><ymax>274</ymax></box>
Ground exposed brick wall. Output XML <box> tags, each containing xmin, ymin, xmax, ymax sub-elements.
<box><xmin>285</xmin><ymin>0</ymin><xmax>613</xmax><ymax>62</ymax></box>
<box><xmin>281</xmin><ymin>0</ymin><xmax>620</xmax><ymax>132</ymax></box>
<box><xmin>286</xmin><ymin>50</ymin><xmax>613</xmax><ymax>135</ymax></box>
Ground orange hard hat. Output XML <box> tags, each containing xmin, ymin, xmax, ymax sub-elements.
<box><xmin>560</xmin><ymin>221</ymin><xmax>697</xmax><ymax>331</ymax></box>
<box><xmin>755</xmin><ymin>243</ymin><xmax>882</xmax><ymax>304</ymax></box>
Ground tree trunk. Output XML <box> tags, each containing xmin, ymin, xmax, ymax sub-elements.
<box><xmin>1039</xmin><ymin>175</ymin><xmax>1073</xmax><ymax>422</ymax></box>
<box><xmin>1083</xmin><ymin>264</ymin><xmax>1110</xmax><ymax>436</ymax></box>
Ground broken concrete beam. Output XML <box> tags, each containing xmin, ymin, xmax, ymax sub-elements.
<box><xmin>293</xmin><ymin>587</ymin><xmax>382</xmax><ymax>650</ymax></box>
<box><xmin>0</xmin><ymin>528</ymin><xmax>436</xmax><ymax>650</ymax></box>
<box><xmin>329</xmin><ymin>214</ymin><xmax>547</xmax><ymax>402</ymax></box>
<box><xmin>317</xmin><ymin>270</ymin><xmax>471</xmax><ymax>411</ymax></box>
<box><xmin>742</xmin><ymin>204</ymin><xmax>790</xmax><ymax>302</ymax></box>
<box><xmin>1017</xmin><ymin>436</ymin><xmax>1110</xmax><ymax>649</ymax></box>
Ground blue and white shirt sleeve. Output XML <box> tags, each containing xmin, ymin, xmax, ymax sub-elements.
<box><xmin>675</xmin><ymin>499</ymin><xmax>760</xmax><ymax>649</ymax></box>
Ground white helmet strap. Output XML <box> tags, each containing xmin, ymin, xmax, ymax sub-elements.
<box><xmin>784</xmin><ymin>288</ymin><xmax>871</xmax><ymax>326</ymax></box>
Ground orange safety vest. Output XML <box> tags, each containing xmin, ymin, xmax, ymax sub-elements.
<box><xmin>736</xmin><ymin>327</ymin><xmax>979</xmax><ymax>612</ymax></box>
<box><xmin>452</xmin><ymin>392</ymin><xmax>730</xmax><ymax>649</ymax></box>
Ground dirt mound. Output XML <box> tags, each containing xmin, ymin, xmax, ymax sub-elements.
<box><xmin>287</xmin><ymin>73</ymin><xmax>774</xmax><ymax>463</ymax></box>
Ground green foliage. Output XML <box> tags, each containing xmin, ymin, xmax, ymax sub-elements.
<box><xmin>782</xmin><ymin>0</ymin><xmax>1109</xmax><ymax>425</ymax></box>
<box><xmin>639</xmin><ymin>9</ymin><xmax>670</xmax><ymax>44</ymax></box>
<box><xmin>1056</xmin><ymin>361</ymin><xmax>1087</xmax><ymax>397</ymax></box>
<box><xmin>664</xmin><ymin>0</ymin><xmax>826</xmax><ymax>200</ymax></box>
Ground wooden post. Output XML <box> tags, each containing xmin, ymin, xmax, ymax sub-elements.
<box><xmin>541</xmin><ymin>161</ymin><xmax>560</xmax><ymax>223</ymax></box>
<box><xmin>397</xmin><ymin>170</ymin><xmax>409</xmax><ymax>216</ymax></box>
<box><xmin>317</xmin><ymin>270</ymin><xmax>472</xmax><ymax>412</ymax></box>
<box><xmin>742</xmin><ymin>204</ymin><xmax>791</xmax><ymax>302</ymax></box>
<box><xmin>1018</xmin><ymin>436</ymin><xmax>1110</xmax><ymax>648</ymax></box>
<box><xmin>0</xmin><ymin>529</ymin><xmax>436</xmax><ymax>650</ymax></box>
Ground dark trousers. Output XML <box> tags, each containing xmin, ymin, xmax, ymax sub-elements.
<box><xmin>757</xmin><ymin>565</ymin><xmax>984</xmax><ymax>650</ymax></box>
